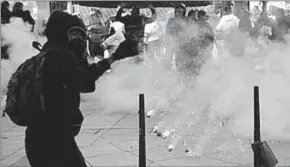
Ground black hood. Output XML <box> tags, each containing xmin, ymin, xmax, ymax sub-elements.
<box><xmin>44</xmin><ymin>11</ymin><xmax>87</xmax><ymax>46</ymax></box>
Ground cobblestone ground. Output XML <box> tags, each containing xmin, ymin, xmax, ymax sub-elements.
<box><xmin>1</xmin><ymin>97</ymin><xmax>290</xmax><ymax>167</ymax></box>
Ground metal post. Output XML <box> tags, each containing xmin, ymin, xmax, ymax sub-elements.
<box><xmin>139</xmin><ymin>94</ymin><xmax>146</xmax><ymax>167</ymax></box>
<box><xmin>254</xmin><ymin>86</ymin><xmax>262</xmax><ymax>167</ymax></box>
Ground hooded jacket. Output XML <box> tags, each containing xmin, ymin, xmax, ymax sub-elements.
<box><xmin>34</xmin><ymin>11</ymin><xmax>111</xmax><ymax>150</ymax></box>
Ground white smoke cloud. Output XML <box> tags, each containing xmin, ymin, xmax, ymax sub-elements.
<box><xmin>2</xmin><ymin>10</ymin><xmax>290</xmax><ymax>158</ymax></box>
<box><xmin>89</xmin><ymin>13</ymin><xmax>290</xmax><ymax>156</ymax></box>
<box><xmin>1</xmin><ymin>18</ymin><xmax>46</xmax><ymax>99</ymax></box>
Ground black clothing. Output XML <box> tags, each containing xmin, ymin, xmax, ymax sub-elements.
<box><xmin>1</xmin><ymin>7</ymin><xmax>11</xmax><ymax>24</ymax></box>
<box><xmin>116</xmin><ymin>8</ymin><xmax>156</xmax><ymax>43</ymax></box>
<box><xmin>24</xmin><ymin>11</ymin><xmax>111</xmax><ymax>167</ymax></box>
<box><xmin>1</xmin><ymin>7</ymin><xmax>11</xmax><ymax>59</ymax></box>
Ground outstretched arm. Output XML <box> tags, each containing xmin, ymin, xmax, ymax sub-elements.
<box><xmin>116</xmin><ymin>6</ymin><xmax>128</xmax><ymax>24</ymax></box>
<box><xmin>56</xmin><ymin>50</ymin><xmax>111</xmax><ymax>94</ymax></box>
<box><xmin>25</xmin><ymin>10</ymin><xmax>35</xmax><ymax>26</ymax></box>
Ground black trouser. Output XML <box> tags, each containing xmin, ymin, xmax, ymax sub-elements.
<box><xmin>25</xmin><ymin>123</ymin><xmax>87</xmax><ymax>167</ymax></box>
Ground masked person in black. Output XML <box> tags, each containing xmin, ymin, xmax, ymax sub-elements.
<box><xmin>11</xmin><ymin>2</ymin><xmax>35</xmax><ymax>32</ymax></box>
<box><xmin>25</xmin><ymin>11</ymin><xmax>137</xmax><ymax>167</ymax></box>
<box><xmin>114</xmin><ymin>3</ymin><xmax>157</xmax><ymax>58</ymax></box>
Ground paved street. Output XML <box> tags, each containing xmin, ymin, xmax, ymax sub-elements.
<box><xmin>1</xmin><ymin>96</ymin><xmax>290</xmax><ymax>167</ymax></box>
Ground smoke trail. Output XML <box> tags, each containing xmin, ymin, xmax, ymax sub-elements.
<box><xmin>1</xmin><ymin>18</ymin><xmax>47</xmax><ymax>103</ymax></box>
<box><xmin>0</xmin><ymin>17</ymin><xmax>45</xmax><ymax>160</ymax></box>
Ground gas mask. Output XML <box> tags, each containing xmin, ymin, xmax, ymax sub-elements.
<box><xmin>67</xmin><ymin>26</ymin><xmax>88</xmax><ymax>59</ymax></box>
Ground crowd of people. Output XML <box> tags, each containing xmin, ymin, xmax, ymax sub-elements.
<box><xmin>84</xmin><ymin>2</ymin><xmax>290</xmax><ymax>73</ymax></box>
<box><xmin>1</xmin><ymin>1</ymin><xmax>35</xmax><ymax>59</ymax></box>
<box><xmin>1</xmin><ymin>1</ymin><xmax>290</xmax><ymax>167</ymax></box>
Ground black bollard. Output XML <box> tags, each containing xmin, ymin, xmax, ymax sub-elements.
<box><xmin>252</xmin><ymin>86</ymin><xmax>278</xmax><ymax>167</ymax></box>
<box><xmin>139</xmin><ymin>94</ymin><xmax>146</xmax><ymax>167</ymax></box>
<box><xmin>253</xmin><ymin>86</ymin><xmax>262</xmax><ymax>167</ymax></box>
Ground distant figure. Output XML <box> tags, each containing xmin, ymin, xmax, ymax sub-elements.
<box><xmin>187</xmin><ymin>9</ymin><xmax>198</xmax><ymax>22</ymax></box>
<box><xmin>1</xmin><ymin>1</ymin><xmax>11</xmax><ymax>24</ymax></box>
<box><xmin>196</xmin><ymin>10</ymin><xmax>214</xmax><ymax>51</ymax></box>
<box><xmin>238</xmin><ymin>8</ymin><xmax>254</xmax><ymax>35</ymax></box>
<box><xmin>215</xmin><ymin>4</ymin><xmax>239</xmax><ymax>35</ymax></box>
<box><xmin>1</xmin><ymin>1</ymin><xmax>11</xmax><ymax>60</ymax></box>
<box><xmin>89</xmin><ymin>9</ymin><xmax>103</xmax><ymax>26</ymax></box>
<box><xmin>271</xmin><ymin>8</ymin><xmax>290</xmax><ymax>41</ymax></box>
<box><xmin>215</xmin><ymin>3</ymin><xmax>244</xmax><ymax>57</ymax></box>
<box><xmin>11</xmin><ymin>2</ymin><xmax>35</xmax><ymax>31</ymax></box>
<box><xmin>251</xmin><ymin>5</ymin><xmax>261</xmax><ymax>23</ymax></box>
<box><xmin>88</xmin><ymin>10</ymin><xmax>109</xmax><ymax>59</ymax></box>
<box><xmin>166</xmin><ymin>4</ymin><xmax>188</xmax><ymax>40</ymax></box>
<box><xmin>255</xmin><ymin>11</ymin><xmax>276</xmax><ymax>38</ymax></box>
<box><xmin>115</xmin><ymin>3</ymin><xmax>157</xmax><ymax>56</ymax></box>
<box><xmin>167</xmin><ymin>4</ymin><xmax>199</xmax><ymax>72</ymax></box>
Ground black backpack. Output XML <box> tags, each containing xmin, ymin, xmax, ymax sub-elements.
<box><xmin>2</xmin><ymin>48</ymin><xmax>54</xmax><ymax>126</ymax></box>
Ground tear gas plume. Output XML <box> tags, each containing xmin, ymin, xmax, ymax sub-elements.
<box><xmin>91</xmin><ymin>17</ymin><xmax>290</xmax><ymax>156</ymax></box>
<box><xmin>1</xmin><ymin>18</ymin><xmax>46</xmax><ymax>99</ymax></box>
<box><xmin>0</xmin><ymin>17</ymin><xmax>45</xmax><ymax>160</ymax></box>
<box><xmin>1</xmin><ymin>11</ymin><xmax>290</xmax><ymax>158</ymax></box>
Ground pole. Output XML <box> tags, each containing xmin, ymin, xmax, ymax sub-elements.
<box><xmin>139</xmin><ymin>94</ymin><xmax>146</xmax><ymax>167</ymax></box>
<box><xmin>253</xmin><ymin>86</ymin><xmax>262</xmax><ymax>167</ymax></box>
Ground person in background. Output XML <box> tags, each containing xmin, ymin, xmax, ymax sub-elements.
<box><xmin>196</xmin><ymin>10</ymin><xmax>214</xmax><ymax>51</ymax></box>
<box><xmin>143</xmin><ymin>15</ymin><xmax>163</xmax><ymax>57</ymax></box>
<box><xmin>186</xmin><ymin>10</ymin><xmax>214</xmax><ymax>70</ymax></box>
<box><xmin>1</xmin><ymin>1</ymin><xmax>11</xmax><ymax>60</ymax></box>
<box><xmin>215</xmin><ymin>2</ymin><xmax>239</xmax><ymax>36</ymax></box>
<box><xmin>270</xmin><ymin>8</ymin><xmax>290</xmax><ymax>42</ymax></box>
<box><xmin>188</xmin><ymin>9</ymin><xmax>198</xmax><ymax>22</ymax></box>
<box><xmin>215</xmin><ymin>2</ymin><xmax>245</xmax><ymax>57</ymax></box>
<box><xmin>251</xmin><ymin>5</ymin><xmax>262</xmax><ymax>23</ymax></box>
<box><xmin>11</xmin><ymin>2</ymin><xmax>35</xmax><ymax>32</ymax></box>
<box><xmin>166</xmin><ymin>4</ymin><xmax>188</xmax><ymax>38</ymax></box>
<box><xmin>1</xmin><ymin>1</ymin><xmax>11</xmax><ymax>24</ymax></box>
<box><xmin>88</xmin><ymin>9</ymin><xmax>109</xmax><ymax>60</ymax></box>
<box><xmin>89</xmin><ymin>9</ymin><xmax>103</xmax><ymax>26</ymax></box>
<box><xmin>268</xmin><ymin>5</ymin><xmax>278</xmax><ymax>22</ymax></box>
<box><xmin>255</xmin><ymin>11</ymin><xmax>276</xmax><ymax>38</ymax></box>
<box><xmin>166</xmin><ymin>4</ymin><xmax>198</xmax><ymax>72</ymax></box>
<box><xmin>115</xmin><ymin>3</ymin><xmax>157</xmax><ymax>58</ymax></box>
<box><xmin>238</xmin><ymin>8</ymin><xmax>254</xmax><ymax>35</ymax></box>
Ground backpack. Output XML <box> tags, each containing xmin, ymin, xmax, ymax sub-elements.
<box><xmin>2</xmin><ymin>49</ymin><xmax>51</xmax><ymax>126</ymax></box>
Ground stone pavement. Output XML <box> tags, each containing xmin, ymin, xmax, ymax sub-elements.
<box><xmin>1</xmin><ymin>98</ymin><xmax>290</xmax><ymax>167</ymax></box>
